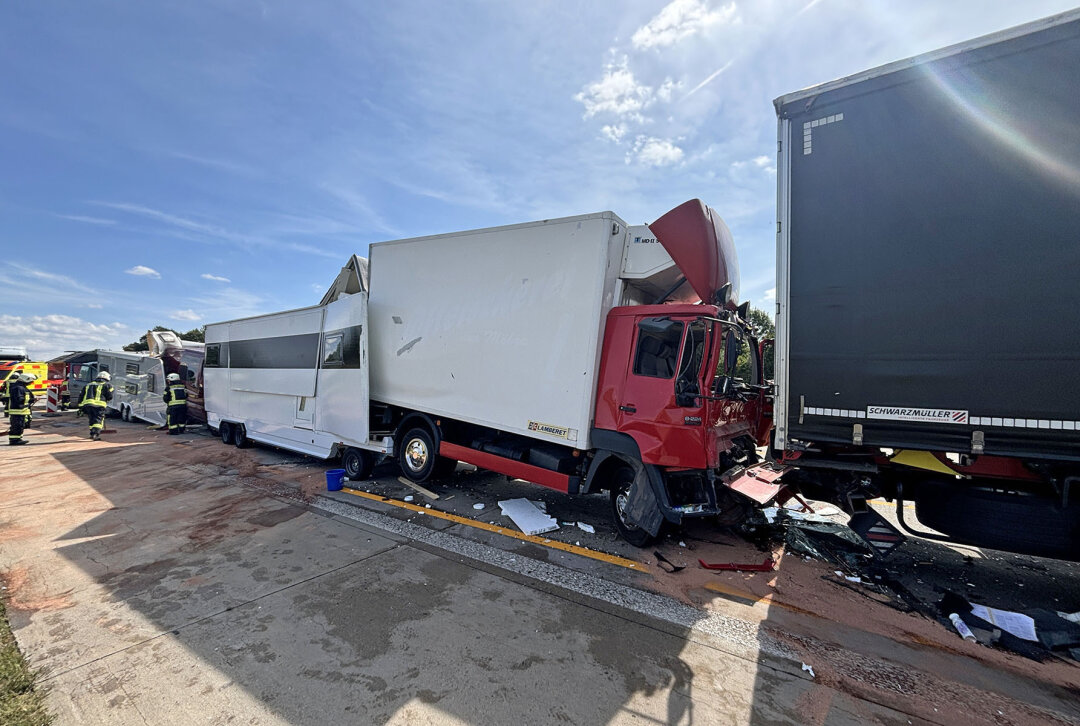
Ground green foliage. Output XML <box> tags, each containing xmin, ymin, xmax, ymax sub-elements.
<box><xmin>733</xmin><ymin>307</ymin><xmax>775</xmax><ymax>382</ymax></box>
<box><xmin>0</xmin><ymin>598</ymin><xmax>52</xmax><ymax>726</ymax></box>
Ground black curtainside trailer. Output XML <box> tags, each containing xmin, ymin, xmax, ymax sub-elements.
<box><xmin>772</xmin><ymin>10</ymin><xmax>1080</xmax><ymax>559</ymax></box>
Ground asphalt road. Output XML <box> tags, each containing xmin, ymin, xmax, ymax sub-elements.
<box><xmin>1</xmin><ymin>413</ymin><xmax>1078</xmax><ymax>725</ymax></box>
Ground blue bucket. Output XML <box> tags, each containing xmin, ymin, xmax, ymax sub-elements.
<box><xmin>326</xmin><ymin>468</ymin><xmax>346</xmax><ymax>491</ymax></box>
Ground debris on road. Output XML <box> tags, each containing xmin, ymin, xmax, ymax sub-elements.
<box><xmin>698</xmin><ymin>558</ymin><xmax>776</xmax><ymax>572</ymax></box>
<box><xmin>576</xmin><ymin>522</ymin><xmax>595</xmax><ymax>534</ymax></box>
<box><xmin>397</xmin><ymin>476</ymin><xmax>440</xmax><ymax>500</ymax></box>
<box><xmin>498</xmin><ymin>498</ymin><xmax>559</xmax><ymax>536</ymax></box>
<box><xmin>940</xmin><ymin>591</ymin><xmax>1080</xmax><ymax>661</ymax></box>
<box><xmin>801</xmin><ymin>663</ymin><xmax>815</xmax><ymax>678</ymax></box>
<box><xmin>949</xmin><ymin>613</ymin><xmax>977</xmax><ymax>642</ymax></box>
<box><xmin>654</xmin><ymin>551</ymin><xmax>685</xmax><ymax>573</ymax></box>
<box><xmin>472</xmin><ymin>503</ymin><xmax>485</xmax><ymax>510</ymax></box>
<box><xmin>403</xmin><ymin>495</ymin><xmax>414</xmax><ymax>502</ymax></box>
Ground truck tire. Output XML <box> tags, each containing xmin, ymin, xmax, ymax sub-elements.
<box><xmin>399</xmin><ymin>427</ymin><xmax>437</xmax><ymax>482</ymax></box>
<box><xmin>233</xmin><ymin>424</ymin><xmax>251</xmax><ymax>449</ymax></box>
<box><xmin>342</xmin><ymin>447</ymin><xmax>374</xmax><ymax>481</ymax></box>
<box><xmin>219</xmin><ymin>422</ymin><xmax>233</xmax><ymax>445</ymax></box>
<box><xmin>609</xmin><ymin>465</ymin><xmax>655</xmax><ymax>547</ymax></box>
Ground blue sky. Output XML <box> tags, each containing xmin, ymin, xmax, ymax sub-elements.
<box><xmin>2</xmin><ymin>0</ymin><xmax>1075</xmax><ymax>359</ymax></box>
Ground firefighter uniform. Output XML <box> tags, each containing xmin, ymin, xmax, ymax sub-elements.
<box><xmin>79</xmin><ymin>377</ymin><xmax>113</xmax><ymax>440</ymax></box>
<box><xmin>7</xmin><ymin>377</ymin><xmax>33</xmax><ymax>445</ymax></box>
<box><xmin>163</xmin><ymin>378</ymin><xmax>188</xmax><ymax>434</ymax></box>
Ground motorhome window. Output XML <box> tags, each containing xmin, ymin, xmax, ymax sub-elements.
<box><xmin>147</xmin><ymin>376</ymin><xmax>155</xmax><ymax>393</ymax></box>
<box><xmin>77</xmin><ymin>366</ymin><xmax>94</xmax><ymax>382</ymax></box>
<box><xmin>126</xmin><ymin>362</ymin><xmax>139</xmax><ymax>375</ymax></box>
<box><xmin>125</xmin><ymin>383</ymin><xmax>138</xmax><ymax>395</ymax></box>
<box><xmin>205</xmin><ymin>344</ymin><xmax>221</xmax><ymax>368</ymax></box>
<box><xmin>323</xmin><ymin>334</ymin><xmax>344</xmax><ymax>366</ymax></box>
<box><xmin>633</xmin><ymin>319</ymin><xmax>684</xmax><ymax>379</ymax></box>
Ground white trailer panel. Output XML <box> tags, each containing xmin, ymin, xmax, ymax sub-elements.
<box><xmin>368</xmin><ymin>212</ymin><xmax>631</xmax><ymax>450</ymax></box>
<box><xmin>204</xmin><ymin>294</ymin><xmax>375</xmax><ymax>459</ymax></box>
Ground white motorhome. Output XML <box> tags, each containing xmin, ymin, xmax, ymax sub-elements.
<box><xmin>204</xmin><ymin>278</ymin><xmax>385</xmax><ymax>476</ymax></box>
<box><xmin>74</xmin><ymin>350</ymin><xmax>168</xmax><ymax>425</ymax></box>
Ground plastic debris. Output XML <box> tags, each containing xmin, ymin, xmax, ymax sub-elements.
<box><xmin>845</xmin><ymin>576</ymin><xmax>862</xmax><ymax>583</ymax></box>
<box><xmin>801</xmin><ymin>663</ymin><xmax>815</xmax><ymax>678</ymax></box>
<box><xmin>949</xmin><ymin>613</ymin><xmax>977</xmax><ymax>642</ymax></box>
<box><xmin>678</xmin><ymin>541</ymin><xmax>687</xmax><ymax>548</ymax></box>
<box><xmin>473</xmin><ymin>503</ymin><xmax>485</xmax><ymax>510</ymax></box>
<box><xmin>403</xmin><ymin>495</ymin><xmax>414</xmax><ymax>502</ymax></box>
<box><xmin>654</xmin><ymin>551</ymin><xmax>686</xmax><ymax>573</ymax></box>
<box><xmin>498</xmin><ymin>498</ymin><xmax>559</xmax><ymax>535</ymax></box>
<box><xmin>576</xmin><ymin>522</ymin><xmax>596</xmax><ymax>534</ymax></box>
<box><xmin>699</xmin><ymin>558</ymin><xmax>775</xmax><ymax>572</ymax></box>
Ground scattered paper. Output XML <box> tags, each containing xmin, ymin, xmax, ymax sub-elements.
<box><xmin>577</xmin><ymin>522</ymin><xmax>596</xmax><ymax>534</ymax></box>
<box><xmin>529</xmin><ymin>500</ymin><xmax>548</xmax><ymax>513</ymax></box>
<box><xmin>1059</xmin><ymin>611</ymin><xmax>1080</xmax><ymax>624</ymax></box>
<box><xmin>801</xmin><ymin>663</ymin><xmax>815</xmax><ymax>678</ymax></box>
<box><xmin>969</xmin><ymin>604</ymin><xmax>1038</xmax><ymax>642</ymax></box>
<box><xmin>498</xmin><ymin>498</ymin><xmax>559</xmax><ymax>536</ymax></box>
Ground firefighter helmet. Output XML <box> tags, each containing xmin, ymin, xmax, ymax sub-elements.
<box><xmin>19</xmin><ymin>373</ymin><xmax>37</xmax><ymax>383</ymax></box>
<box><xmin>166</xmin><ymin>373</ymin><xmax>181</xmax><ymax>383</ymax></box>
<box><xmin>97</xmin><ymin>371</ymin><xmax>111</xmax><ymax>382</ymax></box>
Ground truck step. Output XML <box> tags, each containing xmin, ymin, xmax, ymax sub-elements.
<box><xmin>847</xmin><ymin>510</ymin><xmax>906</xmax><ymax>557</ymax></box>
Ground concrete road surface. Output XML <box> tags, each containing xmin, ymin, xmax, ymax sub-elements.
<box><xmin>1</xmin><ymin>415</ymin><xmax>1077</xmax><ymax>725</ymax></box>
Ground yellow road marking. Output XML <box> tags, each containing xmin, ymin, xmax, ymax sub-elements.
<box><xmin>340</xmin><ymin>487</ymin><xmax>643</xmax><ymax>570</ymax></box>
<box><xmin>868</xmin><ymin>498</ymin><xmax>915</xmax><ymax>510</ymax></box>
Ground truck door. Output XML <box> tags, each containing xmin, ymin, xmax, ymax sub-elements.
<box><xmin>617</xmin><ymin>316</ymin><xmax>708</xmax><ymax>468</ymax></box>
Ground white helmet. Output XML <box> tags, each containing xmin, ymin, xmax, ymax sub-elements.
<box><xmin>166</xmin><ymin>373</ymin><xmax>181</xmax><ymax>383</ymax></box>
<box><xmin>97</xmin><ymin>371</ymin><xmax>111</xmax><ymax>382</ymax></box>
<box><xmin>19</xmin><ymin>373</ymin><xmax>37</xmax><ymax>383</ymax></box>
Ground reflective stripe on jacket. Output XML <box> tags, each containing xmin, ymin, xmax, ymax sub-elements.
<box><xmin>164</xmin><ymin>384</ymin><xmax>188</xmax><ymax>407</ymax></box>
<box><xmin>81</xmin><ymin>382</ymin><xmax>112</xmax><ymax>407</ymax></box>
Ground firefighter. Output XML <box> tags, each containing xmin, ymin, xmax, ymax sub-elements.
<box><xmin>79</xmin><ymin>371</ymin><xmax>113</xmax><ymax>441</ymax></box>
<box><xmin>7</xmin><ymin>373</ymin><xmax>35</xmax><ymax>445</ymax></box>
<box><xmin>163</xmin><ymin>372</ymin><xmax>188</xmax><ymax>434</ymax></box>
<box><xmin>21</xmin><ymin>373</ymin><xmax>37</xmax><ymax>427</ymax></box>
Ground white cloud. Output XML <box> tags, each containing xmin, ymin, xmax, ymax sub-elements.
<box><xmin>0</xmin><ymin>314</ymin><xmax>129</xmax><ymax>361</ymax></box>
<box><xmin>201</xmin><ymin>273</ymin><xmax>231</xmax><ymax>283</ymax></box>
<box><xmin>656</xmin><ymin>78</ymin><xmax>681</xmax><ymax>102</ymax></box>
<box><xmin>575</xmin><ymin>57</ymin><xmax>654</xmax><ymax>120</ymax></box>
<box><xmin>632</xmin><ymin>0</ymin><xmax>739</xmax><ymax>50</ymax></box>
<box><xmin>601</xmin><ymin>124</ymin><xmax>628</xmax><ymax>142</ymax></box>
<box><xmin>125</xmin><ymin>265</ymin><xmax>161</xmax><ymax>278</ymax></box>
<box><xmin>171</xmin><ymin>309</ymin><xmax>201</xmax><ymax>322</ymax></box>
<box><xmin>763</xmin><ymin>287</ymin><xmax>776</xmax><ymax>301</ymax></box>
<box><xmin>54</xmin><ymin>214</ymin><xmax>117</xmax><ymax>226</ymax></box>
<box><xmin>731</xmin><ymin>154</ymin><xmax>776</xmax><ymax>174</ymax></box>
<box><xmin>82</xmin><ymin>303</ymin><xmax>104</xmax><ymax>309</ymax></box>
<box><xmin>630</xmin><ymin>136</ymin><xmax>685</xmax><ymax>166</ymax></box>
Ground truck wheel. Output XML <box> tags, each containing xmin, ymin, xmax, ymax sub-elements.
<box><xmin>399</xmin><ymin>427</ymin><xmax>436</xmax><ymax>482</ymax></box>
<box><xmin>233</xmin><ymin>424</ymin><xmax>251</xmax><ymax>448</ymax></box>
<box><xmin>609</xmin><ymin>466</ymin><xmax>655</xmax><ymax>547</ymax></box>
<box><xmin>342</xmin><ymin>447</ymin><xmax>374</xmax><ymax>481</ymax></box>
<box><xmin>220</xmin><ymin>422</ymin><xmax>232</xmax><ymax>444</ymax></box>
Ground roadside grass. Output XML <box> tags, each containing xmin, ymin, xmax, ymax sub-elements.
<box><xmin>0</xmin><ymin>597</ymin><xmax>51</xmax><ymax>726</ymax></box>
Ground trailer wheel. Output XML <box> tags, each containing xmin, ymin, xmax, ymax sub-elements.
<box><xmin>120</xmin><ymin>405</ymin><xmax>129</xmax><ymax>422</ymax></box>
<box><xmin>609</xmin><ymin>466</ymin><xmax>655</xmax><ymax>547</ymax></box>
<box><xmin>399</xmin><ymin>427</ymin><xmax>437</xmax><ymax>482</ymax></box>
<box><xmin>233</xmin><ymin>424</ymin><xmax>251</xmax><ymax>449</ymax></box>
<box><xmin>342</xmin><ymin>447</ymin><xmax>374</xmax><ymax>481</ymax></box>
<box><xmin>220</xmin><ymin>422</ymin><xmax>233</xmax><ymax>444</ymax></box>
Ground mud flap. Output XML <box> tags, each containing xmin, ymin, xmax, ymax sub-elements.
<box><xmin>625</xmin><ymin>463</ymin><xmax>665</xmax><ymax>537</ymax></box>
<box><xmin>847</xmin><ymin>509</ymin><xmax>906</xmax><ymax>557</ymax></box>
